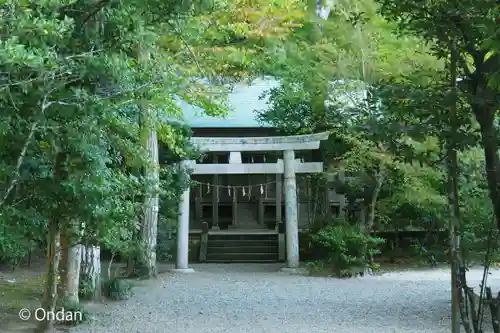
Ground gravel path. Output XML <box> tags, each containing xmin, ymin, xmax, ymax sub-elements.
<box><xmin>70</xmin><ymin>264</ymin><xmax>459</xmax><ymax>333</ymax></box>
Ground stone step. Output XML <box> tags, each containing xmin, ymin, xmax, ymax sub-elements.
<box><xmin>208</xmin><ymin>239</ymin><xmax>277</xmax><ymax>247</ymax></box>
<box><xmin>208</xmin><ymin>246</ymin><xmax>278</xmax><ymax>254</ymax></box>
<box><xmin>205</xmin><ymin>259</ymin><xmax>278</xmax><ymax>263</ymax></box>
<box><xmin>206</xmin><ymin>252</ymin><xmax>278</xmax><ymax>262</ymax></box>
<box><xmin>204</xmin><ymin>233</ymin><xmax>280</xmax><ymax>263</ymax></box>
<box><xmin>209</xmin><ymin>234</ymin><xmax>277</xmax><ymax>241</ymax></box>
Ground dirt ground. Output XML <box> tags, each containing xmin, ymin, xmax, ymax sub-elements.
<box><xmin>0</xmin><ymin>259</ymin><xmax>151</xmax><ymax>333</ymax></box>
<box><xmin>0</xmin><ymin>259</ymin><xmax>46</xmax><ymax>332</ymax></box>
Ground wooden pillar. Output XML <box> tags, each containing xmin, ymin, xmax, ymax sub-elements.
<box><xmin>276</xmin><ymin>163</ymin><xmax>285</xmax><ymax>261</ymax></box>
<box><xmin>339</xmin><ymin>196</ymin><xmax>346</xmax><ymax>217</ymax></box>
<box><xmin>276</xmin><ymin>168</ymin><xmax>282</xmax><ymax>225</ymax></box>
<box><xmin>324</xmin><ymin>182</ymin><xmax>332</xmax><ymax>220</ymax></box>
<box><xmin>258</xmin><ymin>195</ymin><xmax>264</xmax><ymax>225</ymax></box>
<box><xmin>258</xmin><ymin>177</ymin><xmax>264</xmax><ymax>225</ymax></box>
<box><xmin>338</xmin><ymin>163</ymin><xmax>346</xmax><ymax>217</ymax></box>
<box><xmin>232</xmin><ymin>188</ymin><xmax>238</xmax><ymax>227</ymax></box>
<box><xmin>199</xmin><ymin>222</ymin><xmax>208</xmax><ymax>262</ymax></box>
<box><xmin>212</xmin><ymin>154</ymin><xmax>219</xmax><ymax>229</ymax></box>
<box><xmin>283</xmin><ymin>150</ymin><xmax>299</xmax><ymax>268</ymax></box>
<box><xmin>195</xmin><ymin>184</ymin><xmax>202</xmax><ymax>227</ymax></box>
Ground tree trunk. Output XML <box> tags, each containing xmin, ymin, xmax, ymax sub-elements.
<box><xmin>476</xmin><ymin>111</ymin><xmax>500</xmax><ymax>231</ymax></box>
<box><xmin>363</xmin><ymin>168</ymin><xmax>385</xmax><ymax>275</ymax></box>
<box><xmin>466</xmin><ymin>54</ymin><xmax>500</xmax><ymax>232</ymax></box>
<box><xmin>447</xmin><ymin>144</ymin><xmax>462</xmax><ymax>333</ymax></box>
<box><xmin>367</xmin><ymin>170</ymin><xmax>385</xmax><ymax>231</ymax></box>
<box><xmin>447</xmin><ymin>35</ymin><xmax>461</xmax><ymax>333</ymax></box>
<box><xmin>80</xmin><ymin>245</ymin><xmax>101</xmax><ymax>301</ymax></box>
<box><xmin>36</xmin><ymin>214</ymin><xmax>61</xmax><ymax>333</ymax></box>
<box><xmin>140</xmin><ymin>126</ymin><xmax>159</xmax><ymax>278</ymax></box>
<box><xmin>135</xmin><ymin>46</ymin><xmax>159</xmax><ymax>278</ymax></box>
<box><xmin>36</xmin><ymin>152</ymin><xmax>65</xmax><ymax>333</ymax></box>
<box><xmin>58</xmin><ymin>230</ymin><xmax>68</xmax><ymax>296</ymax></box>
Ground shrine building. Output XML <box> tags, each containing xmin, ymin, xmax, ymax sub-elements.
<box><xmin>171</xmin><ymin>78</ymin><xmax>345</xmax><ymax>272</ymax></box>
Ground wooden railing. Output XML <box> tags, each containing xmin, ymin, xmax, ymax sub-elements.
<box><xmin>199</xmin><ymin>222</ymin><xmax>209</xmax><ymax>262</ymax></box>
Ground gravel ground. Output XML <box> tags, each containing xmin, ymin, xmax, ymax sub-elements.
<box><xmin>68</xmin><ymin>263</ymin><xmax>462</xmax><ymax>333</ymax></box>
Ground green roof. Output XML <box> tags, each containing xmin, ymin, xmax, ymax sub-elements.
<box><xmin>180</xmin><ymin>78</ymin><xmax>280</xmax><ymax>128</ymax></box>
<box><xmin>178</xmin><ymin>78</ymin><xmax>367</xmax><ymax>128</ymax></box>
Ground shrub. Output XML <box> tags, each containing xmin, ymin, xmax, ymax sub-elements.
<box><xmin>78</xmin><ymin>278</ymin><xmax>95</xmax><ymax>300</ymax></box>
<box><xmin>156</xmin><ymin>217</ymin><xmax>175</xmax><ymax>263</ymax></box>
<box><xmin>310</xmin><ymin>221</ymin><xmax>385</xmax><ymax>275</ymax></box>
<box><xmin>305</xmin><ymin>260</ymin><xmax>326</xmax><ymax>275</ymax></box>
<box><xmin>102</xmin><ymin>278</ymin><xmax>133</xmax><ymax>300</ymax></box>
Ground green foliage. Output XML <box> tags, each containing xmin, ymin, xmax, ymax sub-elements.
<box><xmin>0</xmin><ymin>0</ymin><xmax>232</xmax><ymax>273</ymax></box>
<box><xmin>305</xmin><ymin>260</ymin><xmax>327</xmax><ymax>275</ymax></box>
<box><xmin>458</xmin><ymin>149</ymin><xmax>496</xmax><ymax>257</ymax></box>
<box><xmin>171</xmin><ymin>0</ymin><xmax>308</xmax><ymax>78</ymax></box>
<box><xmin>156</xmin><ymin>216</ymin><xmax>175</xmax><ymax>263</ymax></box>
<box><xmin>374</xmin><ymin>0</ymin><xmax>500</xmax><ymax>242</ymax></box>
<box><xmin>102</xmin><ymin>278</ymin><xmax>133</xmax><ymax>301</ymax></box>
<box><xmin>78</xmin><ymin>278</ymin><xmax>95</xmax><ymax>301</ymax></box>
<box><xmin>1</xmin><ymin>0</ymin><xmax>317</xmax><ymax>274</ymax></box>
<box><xmin>0</xmin><ymin>220</ymin><xmax>34</xmax><ymax>268</ymax></box>
<box><xmin>375</xmin><ymin>0</ymin><xmax>498</xmax><ymax>62</ymax></box>
<box><xmin>0</xmin><ymin>202</ymin><xmax>47</xmax><ymax>267</ymax></box>
<box><xmin>309</xmin><ymin>219</ymin><xmax>385</xmax><ymax>274</ymax></box>
<box><xmin>377</xmin><ymin>161</ymin><xmax>447</xmax><ymax>230</ymax></box>
<box><xmin>260</xmin><ymin>76</ymin><xmax>448</xmax><ymax>233</ymax></box>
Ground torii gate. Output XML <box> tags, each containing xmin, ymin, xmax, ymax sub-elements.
<box><xmin>171</xmin><ymin>132</ymin><xmax>330</xmax><ymax>273</ymax></box>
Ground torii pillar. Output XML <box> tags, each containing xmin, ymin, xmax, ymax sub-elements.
<box><xmin>171</xmin><ymin>159</ymin><xmax>195</xmax><ymax>273</ymax></box>
<box><xmin>283</xmin><ymin>149</ymin><xmax>300</xmax><ymax>269</ymax></box>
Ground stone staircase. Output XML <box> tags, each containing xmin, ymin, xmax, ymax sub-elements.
<box><xmin>205</xmin><ymin>233</ymin><xmax>279</xmax><ymax>263</ymax></box>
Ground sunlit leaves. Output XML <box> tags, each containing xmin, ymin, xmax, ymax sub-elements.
<box><xmin>162</xmin><ymin>0</ymin><xmax>307</xmax><ymax>79</ymax></box>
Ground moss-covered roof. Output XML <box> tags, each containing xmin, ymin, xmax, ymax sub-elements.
<box><xmin>180</xmin><ymin>78</ymin><xmax>280</xmax><ymax>128</ymax></box>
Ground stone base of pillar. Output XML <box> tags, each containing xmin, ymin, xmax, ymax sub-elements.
<box><xmin>279</xmin><ymin>267</ymin><xmax>308</xmax><ymax>275</ymax></box>
<box><xmin>170</xmin><ymin>268</ymin><xmax>196</xmax><ymax>273</ymax></box>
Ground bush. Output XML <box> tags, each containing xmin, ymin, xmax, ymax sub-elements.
<box><xmin>310</xmin><ymin>221</ymin><xmax>385</xmax><ymax>275</ymax></box>
<box><xmin>156</xmin><ymin>217</ymin><xmax>175</xmax><ymax>263</ymax></box>
<box><xmin>78</xmin><ymin>278</ymin><xmax>95</xmax><ymax>300</ymax></box>
<box><xmin>102</xmin><ymin>278</ymin><xmax>133</xmax><ymax>300</ymax></box>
